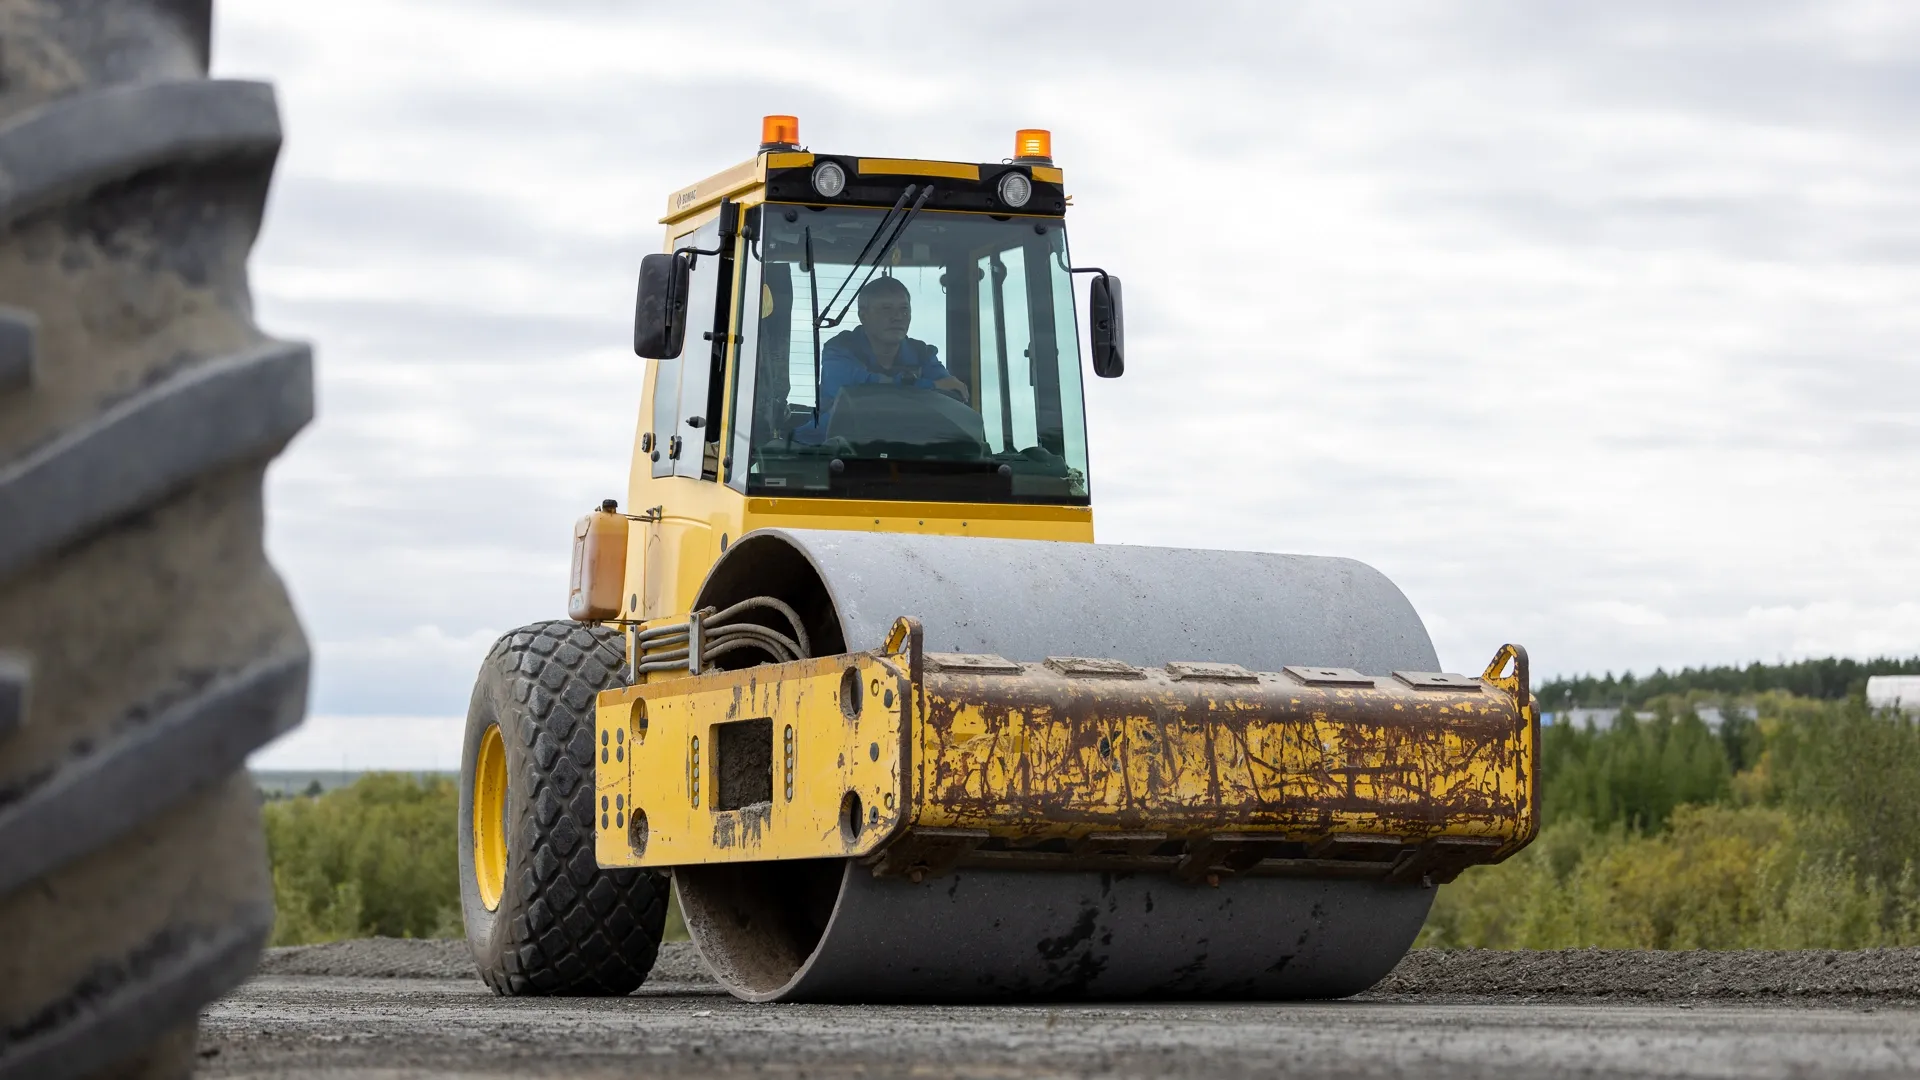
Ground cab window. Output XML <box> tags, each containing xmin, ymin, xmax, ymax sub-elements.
<box><xmin>727</xmin><ymin>205</ymin><xmax>1090</xmax><ymax>505</ymax></box>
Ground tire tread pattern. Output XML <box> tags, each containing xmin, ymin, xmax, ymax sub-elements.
<box><xmin>0</xmin><ymin>4</ymin><xmax>307</xmax><ymax>1078</ymax></box>
<box><xmin>0</xmin><ymin>895</ymin><xmax>271</xmax><ymax>1080</ymax></box>
<box><xmin>0</xmin><ymin>338</ymin><xmax>313</xmax><ymax>583</ymax></box>
<box><xmin>0</xmin><ymin>652</ymin><xmax>22</xmax><ymax>740</ymax></box>
<box><xmin>0</xmin><ymin>308</ymin><xmax>32</xmax><ymax>394</ymax></box>
<box><xmin>0</xmin><ymin>78</ymin><xmax>281</xmax><ymax>231</ymax></box>
<box><xmin>474</xmin><ymin>621</ymin><xmax>666</xmax><ymax>996</ymax></box>
<box><xmin>0</xmin><ymin>650</ymin><xmax>305</xmax><ymax>896</ymax></box>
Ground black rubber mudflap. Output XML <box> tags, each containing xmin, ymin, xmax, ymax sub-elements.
<box><xmin>0</xmin><ymin>2</ymin><xmax>311</xmax><ymax>1077</ymax></box>
<box><xmin>459</xmin><ymin>622</ymin><xmax>669</xmax><ymax>995</ymax></box>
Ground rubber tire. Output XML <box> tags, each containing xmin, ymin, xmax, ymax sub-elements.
<box><xmin>0</xmin><ymin>4</ymin><xmax>309</xmax><ymax>1079</ymax></box>
<box><xmin>459</xmin><ymin>621</ymin><xmax>668</xmax><ymax>995</ymax></box>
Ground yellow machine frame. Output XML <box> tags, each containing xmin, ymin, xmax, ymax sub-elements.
<box><xmin>596</xmin><ymin>616</ymin><xmax>1536</xmax><ymax>885</ymax></box>
<box><xmin>591</xmin><ymin>139</ymin><xmax>1538</xmax><ymax>886</ymax></box>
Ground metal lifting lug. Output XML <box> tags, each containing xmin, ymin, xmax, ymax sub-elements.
<box><xmin>685</xmin><ymin>609</ymin><xmax>704</xmax><ymax>676</ymax></box>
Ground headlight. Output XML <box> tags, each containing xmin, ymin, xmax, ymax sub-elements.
<box><xmin>811</xmin><ymin>161</ymin><xmax>847</xmax><ymax>199</ymax></box>
<box><xmin>997</xmin><ymin>171</ymin><xmax>1032</xmax><ymax>209</ymax></box>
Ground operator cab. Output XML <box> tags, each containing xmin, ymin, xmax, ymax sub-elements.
<box><xmin>634</xmin><ymin>120</ymin><xmax>1123</xmax><ymax>508</ymax></box>
<box><xmin>748</xmin><ymin>202</ymin><xmax>1089</xmax><ymax>503</ymax></box>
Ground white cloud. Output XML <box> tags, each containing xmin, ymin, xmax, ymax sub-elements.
<box><xmin>251</xmin><ymin>715</ymin><xmax>464</xmax><ymax>773</ymax></box>
<box><xmin>216</xmin><ymin>1</ymin><xmax>1920</xmax><ymax>767</ymax></box>
<box><xmin>305</xmin><ymin>625</ymin><xmax>503</xmax><ymax>716</ymax></box>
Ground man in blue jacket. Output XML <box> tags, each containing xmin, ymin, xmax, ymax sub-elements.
<box><xmin>818</xmin><ymin>276</ymin><xmax>970</xmax><ymax>408</ymax></box>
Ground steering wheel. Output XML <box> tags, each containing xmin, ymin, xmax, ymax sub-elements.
<box><xmin>823</xmin><ymin>382</ymin><xmax>989</xmax><ymax>456</ymax></box>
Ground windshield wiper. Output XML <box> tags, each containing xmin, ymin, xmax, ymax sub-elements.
<box><xmin>802</xmin><ymin>226</ymin><xmax>822</xmax><ymax>426</ymax></box>
<box><xmin>813</xmin><ymin>186</ymin><xmax>911</xmax><ymax>330</ymax></box>
<box><xmin>805</xmin><ymin>184</ymin><xmax>935</xmax><ymax>421</ymax></box>
<box><xmin>816</xmin><ymin>184</ymin><xmax>933</xmax><ymax>330</ymax></box>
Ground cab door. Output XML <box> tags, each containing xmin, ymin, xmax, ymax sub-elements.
<box><xmin>650</xmin><ymin>216</ymin><xmax>730</xmax><ymax>479</ymax></box>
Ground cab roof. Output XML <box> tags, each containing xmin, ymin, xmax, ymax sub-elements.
<box><xmin>662</xmin><ymin>151</ymin><xmax>1066</xmax><ymax>227</ymax></box>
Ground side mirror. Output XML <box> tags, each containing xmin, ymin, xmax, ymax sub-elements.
<box><xmin>1088</xmin><ymin>273</ymin><xmax>1125</xmax><ymax>378</ymax></box>
<box><xmin>633</xmin><ymin>252</ymin><xmax>689</xmax><ymax>359</ymax></box>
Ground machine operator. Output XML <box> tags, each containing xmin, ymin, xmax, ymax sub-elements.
<box><xmin>818</xmin><ymin>276</ymin><xmax>970</xmax><ymax>407</ymax></box>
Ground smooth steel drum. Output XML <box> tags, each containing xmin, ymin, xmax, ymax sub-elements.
<box><xmin>678</xmin><ymin>529</ymin><xmax>1442</xmax><ymax>1001</ymax></box>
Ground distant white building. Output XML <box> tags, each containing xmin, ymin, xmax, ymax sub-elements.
<box><xmin>1541</xmin><ymin>705</ymin><xmax>1751</xmax><ymax>730</ymax></box>
<box><xmin>1867</xmin><ymin>676</ymin><xmax>1920</xmax><ymax>713</ymax></box>
<box><xmin>1542</xmin><ymin>707</ymin><xmax>1637</xmax><ymax>729</ymax></box>
<box><xmin>1693</xmin><ymin>705</ymin><xmax>1757</xmax><ymax>729</ymax></box>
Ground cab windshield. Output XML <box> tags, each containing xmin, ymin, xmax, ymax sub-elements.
<box><xmin>727</xmin><ymin>204</ymin><xmax>1090</xmax><ymax>504</ymax></box>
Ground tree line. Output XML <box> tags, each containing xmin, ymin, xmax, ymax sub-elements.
<box><xmin>1422</xmin><ymin>693</ymin><xmax>1920</xmax><ymax>949</ymax></box>
<box><xmin>1538</xmin><ymin>655</ymin><xmax>1920</xmax><ymax>710</ymax></box>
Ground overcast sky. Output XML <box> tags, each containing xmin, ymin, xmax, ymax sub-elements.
<box><xmin>217</xmin><ymin>1</ymin><xmax>1920</xmax><ymax>770</ymax></box>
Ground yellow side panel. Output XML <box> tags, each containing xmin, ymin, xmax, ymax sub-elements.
<box><xmin>622</xmin><ymin>478</ymin><xmax>741</xmax><ymax>621</ymax></box>
<box><xmin>668</xmin><ymin>519</ymin><xmax>716</xmax><ymax>621</ymax></box>
<box><xmin>662</xmin><ymin>158</ymin><xmax>760</xmax><ymax>223</ymax></box>
<box><xmin>595</xmin><ymin>654</ymin><xmax>911</xmax><ymax>868</ymax></box>
<box><xmin>912</xmin><ymin>669</ymin><xmax>1535</xmax><ymax>848</ymax></box>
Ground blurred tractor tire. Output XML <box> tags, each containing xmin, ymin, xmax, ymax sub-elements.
<box><xmin>0</xmin><ymin>2</ymin><xmax>311</xmax><ymax>1078</ymax></box>
<box><xmin>459</xmin><ymin>622</ymin><xmax>669</xmax><ymax>996</ymax></box>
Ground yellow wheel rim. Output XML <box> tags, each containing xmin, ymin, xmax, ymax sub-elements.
<box><xmin>473</xmin><ymin>723</ymin><xmax>508</xmax><ymax>911</ymax></box>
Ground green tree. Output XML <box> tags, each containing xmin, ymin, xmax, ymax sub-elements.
<box><xmin>1751</xmin><ymin>694</ymin><xmax>1920</xmax><ymax>889</ymax></box>
<box><xmin>1423</xmin><ymin>805</ymin><xmax>1916</xmax><ymax>950</ymax></box>
<box><xmin>263</xmin><ymin>773</ymin><xmax>461</xmax><ymax>945</ymax></box>
<box><xmin>1431</xmin><ymin>694</ymin><xmax>1920</xmax><ymax>950</ymax></box>
<box><xmin>1541</xmin><ymin>706</ymin><xmax>1729</xmax><ymax>832</ymax></box>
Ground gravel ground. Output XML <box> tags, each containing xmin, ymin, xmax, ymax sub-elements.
<box><xmin>258</xmin><ymin>939</ymin><xmax>481</xmax><ymax>980</ymax></box>
<box><xmin>258</xmin><ymin>939</ymin><xmax>1920</xmax><ymax>1006</ymax></box>
<box><xmin>257</xmin><ymin>939</ymin><xmax>716</xmax><ymax>985</ymax></box>
<box><xmin>1366</xmin><ymin>945</ymin><xmax>1920</xmax><ymax>1005</ymax></box>
<box><xmin>201</xmin><ymin>979</ymin><xmax>1920</xmax><ymax>1080</ymax></box>
<box><xmin>206</xmin><ymin>941</ymin><xmax>1920</xmax><ymax>1078</ymax></box>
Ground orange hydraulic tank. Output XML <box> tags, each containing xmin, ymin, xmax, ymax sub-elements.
<box><xmin>568</xmin><ymin>501</ymin><xmax>629</xmax><ymax>622</ymax></box>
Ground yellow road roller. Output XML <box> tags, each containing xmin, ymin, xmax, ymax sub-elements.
<box><xmin>458</xmin><ymin>117</ymin><xmax>1538</xmax><ymax>1002</ymax></box>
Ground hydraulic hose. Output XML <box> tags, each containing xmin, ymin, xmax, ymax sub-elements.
<box><xmin>633</xmin><ymin>595</ymin><xmax>812</xmax><ymax>674</ymax></box>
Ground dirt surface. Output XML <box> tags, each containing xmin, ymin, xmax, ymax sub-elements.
<box><xmin>205</xmin><ymin>942</ymin><xmax>1920</xmax><ymax>1078</ymax></box>
<box><xmin>1366</xmin><ymin>945</ymin><xmax>1920</xmax><ymax>1006</ymax></box>
<box><xmin>258</xmin><ymin>939</ymin><xmax>1920</xmax><ymax>1005</ymax></box>
<box><xmin>258</xmin><ymin>939</ymin><xmax>715</xmax><ymax>986</ymax></box>
<box><xmin>258</xmin><ymin>938</ymin><xmax>480</xmax><ymax>980</ymax></box>
<box><xmin>200</xmin><ymin>979</ymin><xmax>1920</xmax><ymax>1079</ymax></box>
